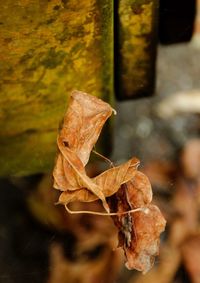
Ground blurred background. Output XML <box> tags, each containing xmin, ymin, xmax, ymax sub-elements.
<box><xmin>0</xmin><ymin>0</ymin><xmax>200</xmax><ymax>282</ymax></box>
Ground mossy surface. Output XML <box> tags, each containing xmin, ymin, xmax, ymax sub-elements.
<box><xmin>0</xmin><ymin>0</ymin><xmax>113</xmax><ymax>176</ymax></box>
<box><xmin>118</xmin><ymin>0</ymin><xmax>158</xmax><ymax>98</ymax></box>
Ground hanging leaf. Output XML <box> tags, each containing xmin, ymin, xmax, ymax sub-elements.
<box><xmin>109</xmin><ymin>173</ymin><xmax>166</xmax><ymax>273</ymax></box>
<box><xmin>59</xmin><ymin>90</ymin><xmax>114</xmax><ymax>166</ymax></box>
<box><xmin>53</xmin><ymin>90</ymin><xmax>166</xmax><ymax>273</ymax></box>
<box><xmin>57</xmin><ymin>157</ymin><xmax>140</xmax><ymax>205</ymax></box>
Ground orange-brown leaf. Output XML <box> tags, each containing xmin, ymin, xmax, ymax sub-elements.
<box><xmin>126</xmin><ymin>171</ymin><xmax>153</xmax><ymax>207</ymax></box>
<box><xmin>53</xmin><ymin>90</ymin><xmax>166</xmax><ymax>273</ymax></box>
<box><xmin>56</xmin><ymin>136</ymin><xmax>109</xmax><ymax>211</ymax></box>
<box><xmin>108</xmin><ymin>172</ymin><xmax>166</xmax><ymax>273</ymax></box>
<box><xmin>125</xmin><ymin>205</ymin><xmax>166</xmax><ymax>273</ymax></box>
<box><xmin>53</xmin><ymin>91</ymin><xmax>115</xmax><ymax>212</ymax></box>
<box><xmin>59</xmin><ymin>90</ymin><xmax>113</xmax><ymax>166</ymax></box>
<box><xmin>58</xmin><ymin>157</ymin><xmax>140</xmax><ymax>205</ymax></box>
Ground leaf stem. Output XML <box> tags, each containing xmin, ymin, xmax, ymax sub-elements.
<box><xmin>64</xmin><ymin>204</ymin><xmax>149</xmax><ymax>216</ymax></box>
<box><xmin>92</xmin><ymin>149</ymin><xmax>114</xmax><ymax>168</ymax></box>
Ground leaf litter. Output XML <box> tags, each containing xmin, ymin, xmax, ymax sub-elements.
<box><xmin>53</xmin><ymin>90</ymin><xmax>166</xmax><ymax>273</ymax></box>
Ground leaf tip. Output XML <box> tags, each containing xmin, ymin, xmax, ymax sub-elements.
<box><xmin>112</xmin><ymin>108</ymin><xmax>117</xmax><ymax>115</ymax></box>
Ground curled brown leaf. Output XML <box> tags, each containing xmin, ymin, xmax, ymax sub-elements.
<box><xmin>124</xmin><ymin>205</ymin><xmax>166</xmax><ymax>273</ymax></box>
<box><xmin>53</xmin><ymin>90</ymin><xmax>166</xmax><ymax>273</ymax></box>
<box><xmin>109</xmin><ymin>172</ymin><xmax>166</xmax><ymax>273</ymax></box>
<box><xmin>59</xmin><ymin>90</ymin><xmax>114</xmax><ymax>166</ymax></box>
<box><xmin>58</xmin><ymin>157</ymin><xmax>140</xmax><ymax>205</ymax></box>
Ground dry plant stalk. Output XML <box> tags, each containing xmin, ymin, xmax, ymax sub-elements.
<box><xmin>53</xmin><ymin>90</ymin><xmax>166</xmax><ymax>273</ymax></box>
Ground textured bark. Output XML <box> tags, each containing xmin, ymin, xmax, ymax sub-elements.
<box><xmin>116</xmin><ymin>0</ymin><xmax>158</xmax><ymax>99</ymax></box>
<box><xmin>0</xmin><ymin>0</ymin><xmax>113</xmax><ymax>176</ymax></box>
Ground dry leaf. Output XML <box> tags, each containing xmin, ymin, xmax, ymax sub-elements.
<box><xmin>53</xmin><ymin>90</ymin><xmax>114</xmax><ymax>211</ymax></box>
<box><xmin>124</xmin><ymin>205</ymin><xmax>166</xmax><ymax>272</ymax></box>
<box><xmin>48</xmin><ymin>242</ymin><xmax>123</xmax><ymax>283</ymax></box>
<box><xmin>53</xmin><ymin>91</ymin><xmax>140</xmax><ymax>211</ymax></box>
<box><xmin>129</xmin><ymin>244</ymin><xmax>181</xmax><ymax>283</ymax></box>
<box><xmin>181</xmin><ymin>139</ymin><xmax>200</xmax><ymax>179</ymax></box>
<box><xmin>53</xmin><ymin>90</ymin><xmax>166</xmax><ymax>273</ymax></box>
<box><xmin>109</xmin><ymin>172</ymin><xmax>166</xmax><ymax>273</ymax></box>
<box><xmin>126</xmin><ymin>171</ymin><xmax>153</xmax><ymax>207</ymax></box>
<box><xmin>58</xmin><ymin>157</ymin><xmax>140</xmax><ymax>205</ymax></box>
<box><xmin>59</xmin><ymin>90</ymin><xmax>114</xmax><ymax>166</ymax></box>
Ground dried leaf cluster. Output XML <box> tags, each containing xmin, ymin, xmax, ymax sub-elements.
<box><xmin>53</xmin><ymin>91</ymin><xmax>166</xmax><ymax>273</ymax></box>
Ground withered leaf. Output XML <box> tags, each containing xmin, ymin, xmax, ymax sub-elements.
<box><xmin>181</xmin><ymin>235</ymin><xmax>200</xmax><ymax>283</ymax></box>
<box><xmin>126</xmin><ymin>171</ymin><xmax>153</xmax><ymax>207</ymax></box>
<box><xmin>58</xmin><ymin>157</ymin><xmax>140</xmax><ymax>204</ymax></box>
<box><xmin>53</xmin><ymin>91</ymin><xmax>114</xmax><ymax>212</ymax></box>
<box><xmin>53</xmin><ymin>91</ymin><xmax>139</xmax><ymax>211</ymax></box>
<box><xmin>124</xmin><ymin>205</ymin><xmax>166</xmax><ymax>272</ymax></box>
<box><xmin>109</xmin><ymin>172</ymin><xmax>166</xmax><ymax>274</ymax></box>
<box><xmin>53</xmin><ymin>90</ymin><xmax>166</xmax><ymax>273</ymax></box>
<box><xmin>59</xmin><ymin>90</ymin><xmax>114</xmax><ymax>166</ymax></box>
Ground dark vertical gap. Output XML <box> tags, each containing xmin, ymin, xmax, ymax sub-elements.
<box><xmin>147</xmin><ymin>0</ymin><xmax>159</xmax><ymax>97</ymax></box>
<box><xmin>159</xmin><ymin>0</ymin><xmax>196</xmax><ymax>44</ymax></box>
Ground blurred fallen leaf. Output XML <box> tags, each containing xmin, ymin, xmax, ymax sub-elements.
<box><xmin>181</xmin><ymin>139</ymin><xmax>200</xmax><ymax>180</ymax></box>
<box><xmin>156</xmin><ymin>89</ymin><xmax>200</xmax><ymax>118</ymax></box>
<box><xmin>182</xmin><ymin>235</ymin><xmax>200</xmax><ymax>283</ymax></box>
<box><xmin>48</xmin><ymin>242</ymin><xmax>123</xmax><ymax>283</ymax></box>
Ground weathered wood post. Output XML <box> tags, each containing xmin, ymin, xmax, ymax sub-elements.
<box><xmin>0</xmin><ymin>0</ymin><xmax>159</xmax><ymax>176</ymax></box>
<box><xmin>116</xmin><ymin>0</ymin><xmax>158</xmax><ymax>99</ymax></box>
<box><xmin>0</xmin><ymin>0</ymin><xmax>114</xmax><ymax>176</ymax></box>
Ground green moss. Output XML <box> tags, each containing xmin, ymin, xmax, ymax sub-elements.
<box><xmin>97</xmin><ymin>0</ymin><xmax>114</xmax><ymax>103</ymax></box>
<box><xmin>118</xmin><ymin>0</ymin><xmax>158</xmax><ymax>98</ymax></box>
<box><xmin>0</xmin><ymin>0</ymin><xmax>114</xmax><ymax>176</ymax></box>
<box><xmin>0</xmin><ymin>130</ymin><xmax>57</xmax><ymax>176</ymax></box>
